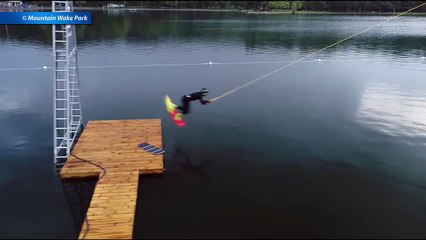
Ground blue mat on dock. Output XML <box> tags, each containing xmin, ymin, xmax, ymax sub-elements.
<box><xmin>138</xmin><ymin>142</ymin><xmax>164</xmax><ymax>155</ymax></box>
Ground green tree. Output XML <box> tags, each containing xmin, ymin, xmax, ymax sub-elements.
<box><xmin>291</xmin><ymin>1</ymin><xmax>302</xmax><ymax>14</ymax></box>
<box><xmin>268</xmin><ymin>1</ymin><xmax>291</xmax><ymax>10</ymax></box>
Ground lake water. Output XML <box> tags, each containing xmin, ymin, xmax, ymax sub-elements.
<box><xmin>1</xmin><ymin>10</ymin><xmax>426</xmax><ymax>238</ymax></box>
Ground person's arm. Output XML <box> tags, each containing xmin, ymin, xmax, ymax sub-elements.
<box><xmin>200</xmin><ymin>95</ymin><xmax>210</xmax><ymax>105</ymax></box>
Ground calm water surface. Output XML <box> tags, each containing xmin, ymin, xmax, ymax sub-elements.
<box><xmin>0</xmin><ymin>10</ymin><xmax>426</xmax><ymax>238</ymax></box>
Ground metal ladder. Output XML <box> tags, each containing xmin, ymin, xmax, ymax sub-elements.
<box><xmin>53</xmin><ymin>1</ymin><xmax>83</xmax><ymax>173</ymax></box>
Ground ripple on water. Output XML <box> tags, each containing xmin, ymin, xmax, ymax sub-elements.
<box><xmin>358</xmin><ymin>82</ymin><xmax>426</xmax><ymax>140</ymax></box>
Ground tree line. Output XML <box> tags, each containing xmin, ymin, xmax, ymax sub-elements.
<box><xmin>29</xmin><ymin>1</ymin><xmax>426</xmax><ymax>13</ymax></box>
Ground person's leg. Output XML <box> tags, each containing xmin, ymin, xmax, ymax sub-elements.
<box><xmin>185</xmin><ymin>99</ymin><xmax>190</xmax><ymax>114</ymax></box>
<box><xmin>179</xmin><ymin>96</ymin><xmax>190</xmax><ymax>114</ymax></box>
<box><xmin>177</xmin><ymin>96</ymin><xmax>184</xmax><ymax>110</ymax></box>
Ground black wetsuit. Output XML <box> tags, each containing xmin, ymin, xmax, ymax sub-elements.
<box><xmin>177</xmin><ymin>92</ymin><xmax>209</xmax><ymax>114</ymax></box>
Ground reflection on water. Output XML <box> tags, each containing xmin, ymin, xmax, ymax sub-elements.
<box><xmin>1</xmin><ymin>12</ymin><xmax>426</xmax><ymax>57</ymax></box>
<box><xmin>358</xmin><ymin>82</ymin><xmax>426</xmax><ymax>140</ymax></box>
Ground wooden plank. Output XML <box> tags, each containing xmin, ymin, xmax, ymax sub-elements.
<box><xmin>60</xmin><ymin>119</ymin><xmax>164</xmax><ymax>239</ymax></box>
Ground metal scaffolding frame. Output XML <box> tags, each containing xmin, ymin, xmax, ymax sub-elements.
<box><xmin>53</xmin><ymin>1</ymin><xmax>83</xmax><ymax>173</ymax></box>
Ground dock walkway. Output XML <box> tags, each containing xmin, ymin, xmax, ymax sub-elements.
<box><xmin>61</xmin><ymin>119</ymin><xmax>164</xmax><ymax>239</ymax></box>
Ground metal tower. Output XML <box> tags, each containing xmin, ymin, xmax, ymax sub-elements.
<box><xmin>53</xmin><ymin>1</ymin><xmax>83</xmax><ymax>172</ymax></box>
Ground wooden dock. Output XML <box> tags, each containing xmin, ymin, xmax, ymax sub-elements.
<box><xmin>60</xmin><ymin>119</ymin><xmax>164</xmax><ymax>239</ymax></box>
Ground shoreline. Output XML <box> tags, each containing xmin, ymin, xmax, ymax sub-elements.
<box><xmin>3</xmin><ymin>6</ymin><xmax>426</xmax><ymax>16</ymax></box>
<box><xmin>77</xmin><ymin>7</ymin><xmax>238</xmax><ymax>12</ymax></box>
<box><xmin>244</xmin><ymin>10</ymin><xmax>426</xmax><ymax>16</ymax></box>
<box><xmin>81</xmin><ymin>8</ymin><xmax>426</xmax><ymax>16</ymax></box>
